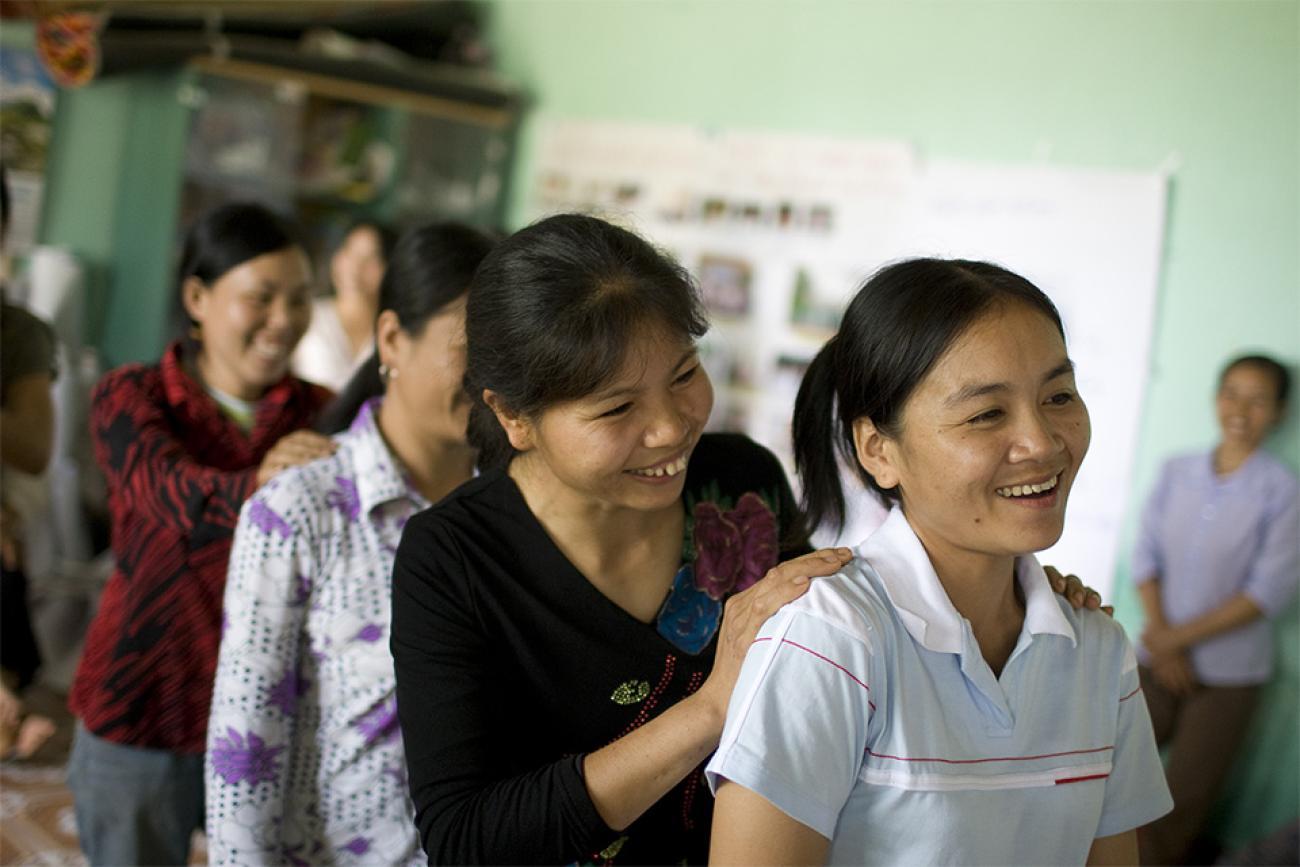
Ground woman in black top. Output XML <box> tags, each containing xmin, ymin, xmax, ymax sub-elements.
<box><xmin>391</xmin><ymin>214</ymin><xmax>850</xmax><ymax>865</ymax></box>
<box><xmin>391</xmin><ymin>214</ymin><xmax>1104</xmax><ymax>865</ymax></box>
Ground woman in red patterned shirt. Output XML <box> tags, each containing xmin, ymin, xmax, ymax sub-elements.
<box><xmin>67</xmin><ymin>203</ymin><xmax>336</xmax><ymax>867</ymax></box>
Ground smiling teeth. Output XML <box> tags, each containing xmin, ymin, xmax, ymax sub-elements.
<box><xmin>996</xmin><ymin>475</ymin><xmax>1059</xmax><ymax>498</ymax></box>
<box><xmin>253</xmin><ymin>344</ymin><xmax>286</xmax><ymax>361</ymax></box>
<box><xmin>632</xmin><ymin>455</ymin><xmax>689</xmax><ymax>478</ymax></box>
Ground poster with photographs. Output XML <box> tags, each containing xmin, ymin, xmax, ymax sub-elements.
<box><xmin>0</xmin><ymin>48</ymin><xmax>57</xmax><ymax>255</ymax></box>
<box><xmin>529</xmin><ymin>119</ymin><xmax>1167</xmax><ymax>593</ymax></box>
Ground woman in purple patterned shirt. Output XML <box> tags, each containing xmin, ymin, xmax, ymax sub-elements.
<box><xmin>205</xmin><ymin>224</ymin><xmax>496</xmax><ymax>866</ymax></box>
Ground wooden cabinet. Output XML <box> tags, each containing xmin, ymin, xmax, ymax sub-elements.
<box><xmin>41</xmin><ymin>57</ymin><xmax>518</xmax><ymax>367</ymax></box>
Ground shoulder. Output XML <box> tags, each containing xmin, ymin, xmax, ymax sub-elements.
<box><xmin>1</xmin><ymin>302</ymin><xmax>53</xmax><ymax>340</ymax></box>
<box><xmin>241</xmin><ymin>439</ymin><xmax>353</xmax><ymax>537</ymax></box>
<box><xmin>285</xmin><ymin>376</ymin><xmax>333</xmax><ymax>413</ymax></box>
<box><xmin>93</xmin><ymin>360</ymin><xmax>158</xmax><ymax>396</ymax></box>
<box><xmin>399</xmin><ymin>470</ymin><xmax>515</xmax><ymax>563</ymax></box>
<box><xmin>1252</xmin><ymin>451</ymin><xmax>1299</xmax><ymax>499</ymax></box>
<box><xmin>1057</xmin><ymin>600</ymin><xmax>1136</xmax><ymax>672</ymax></box>
<box><xmin>90</xmin><ymin>361</ymin><xmax>163</xmax><ymax>417</ymax></box>
<box><xmin>1</xmin><ymin>303</ymin><xmax>55</xmax><ymax>362</ymax></box>
<box><xmin>255</xmin><ymin>441</ymin><xmax>349</xmax><ymax>509</ymax></box>
<box><xmin>1143</xmin><ymin>452</ymin><xmax>1206</xmax><ymax>500</ymax></box>
<box><xmin>415</xmin><ymin>470</ymin><xmax>508</xmax><ymax>528</ymax></box>
<box><xmin>1160</xmin><ymin>451</ymin><xmax>1206</xmax><ymax>479</ymax></box>
<box><xmin>690</xmin><ymin>433</ymin><xmax>783</xmax><ymax>476</ymax></box>
<box><xmin>686</xmin><ymin>433</ymin><xmax>789</xmax><ymax>510</ymax></box>
<box><xmin>780</xmin><ymin>559</ymin><xmax>891</xmax><ymax>654</ymax></box>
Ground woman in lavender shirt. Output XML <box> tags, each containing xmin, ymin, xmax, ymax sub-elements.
<box><xmin>1133</xmin><ymin>353</ymin><xmax>1298</xmax><ymax>865</ymax></box>
<box><xmin>204</xmin><ymin>224</ymin><xmax>495</xmax><ymax>865</ymax></box>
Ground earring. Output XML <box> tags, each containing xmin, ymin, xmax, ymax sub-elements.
<box><xmin>379</xmin><ymin>363</ymin><xmax>399</xmax><ymax>381</ymax></box>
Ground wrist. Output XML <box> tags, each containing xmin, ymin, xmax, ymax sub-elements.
<box><xmin>1165</xmin><ymin>623</ymin><xmax>1193</xmax><ymax>650</ymax></box>
<box><xmin>686</xmin><ymin>681</ymin><xmax>729</xmax><ymax>741</ymax></box>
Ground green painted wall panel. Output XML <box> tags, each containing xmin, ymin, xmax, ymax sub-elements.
<box><xmin>40</xmin><ymin>69</ymin><xmax>189</xmax><ymax>367</ymax></box>
<box><xmin>485</xmin><ymin>0</ymin><xmax>1298</xmax><ymax>850</ymax></box>
<box><xmin>103</xmin><ymin>70</ymin><xmax>189</xmax><ymax>367</ymax></box>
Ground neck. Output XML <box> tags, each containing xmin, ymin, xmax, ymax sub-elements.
<box><xmin>193</xmin><ymin>352</ymin><xmax>261</xmax><ymax>402</ymax></box>
<box><xmin>913</xmin><ymin>525</ymin><xmax>1024</xmax><ymax>675</ymax></box>
<box><xmin>1214</xmin><ymin>441</ymin><xmax>1257</xmax><ymax>476</ymax></box>
<box><xmin>376</xmin><ymin>399</ymin><xmax>475</xmax><ymax>503</ymax></box>
<box><xmin>510</xmin><ymin>452</ymin><xmax>680</xmax><ymax>577</ymax></box>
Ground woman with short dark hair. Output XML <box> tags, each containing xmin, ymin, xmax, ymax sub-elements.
<box><xmin>206</xmin><ymin>223</ymin><xmax>495</xmax><ymax>866</ymax></box>
<box><xmin>68</xmin><ymin>202</ymin><xmax>335</xmax><ymax>867</ymax></box>
<box><xmin>391</xmin><ymin>213</ymin><xmax>851</xmax><ymax>865</ymax></box>
<box><xmin>1132</xmin><ymin>352</ymin><xmax>1297</xmax><ymax>865</ymax></box>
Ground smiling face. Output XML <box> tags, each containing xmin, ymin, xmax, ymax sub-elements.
<box><xmin>380</xmin><ymin>295</ymin><xmax>472</xmax><ymax>447</ymax></box>
<box><xmin>500</xmin><ymin>326</ymin><xmax>714</xmax><ymax>515</ymax></box>
<box><xmin>184</xmin><ymin>246</ymin><xmax>313</xmax><ymax>401</ymax></box>
<box><xmin>1216</xmin><ymin>362</ymin><xmax>1283</xmax><ymax>453</ymax></box>
<box><xmin>853</xmin><ymin>301</ymin><xmax>1091</xmax><ymax>571</ymax></box>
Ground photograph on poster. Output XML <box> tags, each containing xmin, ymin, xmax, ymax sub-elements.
<box><xmin>527</xmin><ymin>118</ymin><xmax>1167</xmax><ymax>590</ymax></box>
<box><xmin>788</xmin><ymin>266</ymin><xmax>842</xmax><ymax>334</ymax></box>
<box><xmin>697</xmin><ymin>253</ymin><xmax>753</xmax><ymax>318</ymax></box>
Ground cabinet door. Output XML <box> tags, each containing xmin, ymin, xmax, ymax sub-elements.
<box><xmin>179</xmin><ymin>73</ymin><xmax>303</xmax><ymax>226</ymax></box>
<box><xmin>392</xmin><ymin>111</ymin><xmax>511</xmax><ymax>229</ymax></box>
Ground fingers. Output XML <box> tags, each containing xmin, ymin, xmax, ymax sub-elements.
<box><xmin>13</xmin><ymin>714</ymin><xmax>54</xmax><ymax>759</ymax></box>
<box><xmin>762</xmin><ymin>548</ymin><xmax>853</xmax><ymax>586</ymax></box>
<box><xmin>1045</xmin><ymin>566</ymin><xmax>1105</xmax><ymax>612</ymax></box>
<box><xmin>274</xmin><ymin>431</ymin><xmax>337</xmax><ymax>463</ymax></box>
<box><xmin>726</xmin><ymin>548</ymin><xmax>855</xmax><ymax>642</ymax></box>
<box><xmin>265</xmin><ymin>431</ymin><xmax>337</xmax><ymax>474</ymax></box>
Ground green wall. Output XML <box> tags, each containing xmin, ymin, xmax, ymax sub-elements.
<box><xmin>3</xmin><ymin>20</ymin><xmax>187</xmax><ymax>365</ymax></box>
<box><xmin>484</xmin><ymin>0</ymin><xmax>1298</xmax><ymax>850</ymax></box>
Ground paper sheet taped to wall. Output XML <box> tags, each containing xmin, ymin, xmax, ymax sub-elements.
<box><xmin>529</xmin><ymin>118</ymin><xmax>1167</xmax><ymax>596</ymax></box>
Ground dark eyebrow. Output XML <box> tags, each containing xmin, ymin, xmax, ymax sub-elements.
<box><xmin>590</xmin><ymin>348</ymin><xmax>698</xmax><ymax>403</ymax></box>
<box><xmin>944</xmin><ymin>358</ymin><xmax>1075</xmax><ymax>407</ymax></box>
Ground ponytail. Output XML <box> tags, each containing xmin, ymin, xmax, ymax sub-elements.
<box><xmin>315</xmin><ymin>351</ymin><xmax>384</xmax><ymax>434</ymax></box>
<box><xmin>793</xmin><ymin>337</ymin><xmax>852</xmax><ymax>534</ymax></box>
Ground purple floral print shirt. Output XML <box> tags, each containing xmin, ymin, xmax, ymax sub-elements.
<box><xmin>205</xmin><ymin>400</ymin><xmax>431</xmax><ymax>866</ymax></box>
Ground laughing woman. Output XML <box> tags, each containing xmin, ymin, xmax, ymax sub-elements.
<box><xmin>390</xmin><ymin>218</ymin><xmax>1106</xmax><ymax>866</ymax></box>
<box><xmin>68</xmin><ymin>204</ymin><xmax>335</xmax><ymax>867</ymax></box>
<box><xmin>706</xmin><ymin>259</ymin><xmax>1173</xmax><ymax>865</ymax></box>
<box><xmin>205</xmin><ymin>224</ymin><xmax>495</xmax><ymax>866</ymax></box>
<box><xmin>390</xmin><ymin>215</ymin><xmax>853</xmax><ymax>865</ymax></box>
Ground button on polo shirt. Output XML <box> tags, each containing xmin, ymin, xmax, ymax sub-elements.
<box><xmin>707</xmin><ymin>508</ymin><xmax>1172</xmax><ymax>866</ymax></box>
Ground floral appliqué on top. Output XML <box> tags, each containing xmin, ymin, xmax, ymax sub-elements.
<box><xmin>656</xmin><ymin>488</ymin><xmax>779</xmax><ymax>654</ymax></box>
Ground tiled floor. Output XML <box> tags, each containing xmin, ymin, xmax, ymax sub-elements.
<box><xmin>0</xmin><ymin>684</ymin><xmax>84</xmax><ymax>866</ymax></box>
<box><xmin>0</xmin><ymin>684</ymin><xmax>208</xmax><ymax>865</ymax></box>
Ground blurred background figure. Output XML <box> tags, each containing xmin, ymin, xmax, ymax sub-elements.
<box><xmin>0</xmin><ymin>162</ymin><xmax>57</xmax><ymax>759</ymax></box>
<box><xmin>291</xmin><ymin>220</ymin><xmax>395</xmax><ymax>392</ymax></box>
<box><xmin>206</xmin><ymin>222</ymin><xmax>494</xmax><ymax>866</ymax></box>
<box><xmin>65</xmin><ymin>202</ymin><xmax>335</xmax><ymax>867</ymax></box>
<box><xmin>1133</xmin><ymin>353</ymin><xmax>1299</xmax><ymax>865</ymax></box>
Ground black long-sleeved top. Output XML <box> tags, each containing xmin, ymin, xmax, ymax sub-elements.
<box><xmin>391</xmin><ymin>433</ymin><xmax>809</xmax><ymax>865</ymax></box>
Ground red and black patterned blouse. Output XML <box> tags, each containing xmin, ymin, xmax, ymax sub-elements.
<box><xmin>70</xmin><ymin>342</ymin><xmax>331</xmax><ymax>753</ymax></box>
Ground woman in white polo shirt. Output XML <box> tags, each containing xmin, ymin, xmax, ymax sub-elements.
<box><xmin>706</xmin><ymin>259</ymin><xmax>1172</xmax><ymax>865</ymax></box>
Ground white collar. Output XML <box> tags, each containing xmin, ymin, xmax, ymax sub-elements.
<box><xmin>856</xmin><ymin>506</ymin><xmax>1077</xmax><ymax>654</ymax></box>
<box><xmin>347</xmin><ymin>398</ymin><xmax>429</xmax><ymax>516</ymax></box>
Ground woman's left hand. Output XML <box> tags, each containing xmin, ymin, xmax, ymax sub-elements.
<box><xmin>1140</xmin><ymin>623</ymin><xmax>1186</xmax><ymax>656</ymax></box>
<box><xmin>1044</xmin><ymin>565</ymin><xmax>1112</xmax><ymax>616</ymax></box>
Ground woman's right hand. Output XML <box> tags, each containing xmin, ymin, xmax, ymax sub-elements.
<box><xmin>698</xmin><ymin>547</ymin><xmax>854</xmax><ymax>722</ymax></box>
<box><xmin>256</xmin><ymin>430</ymin><xmax>337</xmax><ymax>487</ymax></box>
